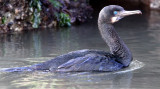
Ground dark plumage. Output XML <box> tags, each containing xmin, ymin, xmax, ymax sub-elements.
<box><xmin>3</xmin><ymin>5</ymin><xmax>142</xmax><ymax>72</ymax></box>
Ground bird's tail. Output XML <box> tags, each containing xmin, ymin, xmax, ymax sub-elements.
<box><xmin>1</xmin><ymin>66</ymin><xmax>34</xmax><ymax>72</ymax></box>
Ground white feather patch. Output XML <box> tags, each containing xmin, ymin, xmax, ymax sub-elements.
<box><xmin>111</xmin><ymin>17</ymin><xmax>118</xmax><ymax>23</ymax></box>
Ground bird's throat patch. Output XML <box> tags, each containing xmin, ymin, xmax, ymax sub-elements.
<box><xmin>111</xmin><ymin>17</ymin><xmax>119</xmax><ymax>23</ymax></box>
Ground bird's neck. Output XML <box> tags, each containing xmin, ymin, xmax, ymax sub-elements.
<box><xmin>98</xmin><ymin>22</ymin><xmax>132</xmax><ymax>67</ymax></box>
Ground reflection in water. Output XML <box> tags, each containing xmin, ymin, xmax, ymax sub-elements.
<box><xmin>7</xmin><ymin>69</ymin><xmax>133</xmax><ymax>89</ymax></box>
<box><xmin>32</xmin><ymin>32</ymin><xmax>42</xmax><ymax>57</ymax></box>
<box><xmin>16</xmin><ymin>72</ymin><xmax>132</xmax><ymax>89</ymax></box>
<box><xmin>0</xmin><ymin>60</ymin><xmax>143</xmax><ymax>89</ymax></box>
<box><xmin>0</xmin><ymin>32</ymin><xmax>43</xmax><ymax>58</ymax></box>
<box><xmin>0</xmin><ymin>11</ymin><xmax>160</xmax><ymax>89</ymax></box>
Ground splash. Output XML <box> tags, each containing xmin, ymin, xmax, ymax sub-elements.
<box><xmin>114</xmin><ymin>60</ymin><xmax>145</xmax><ymax>74</ymax></box>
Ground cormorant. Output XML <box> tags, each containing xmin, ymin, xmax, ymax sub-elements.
<box><xmin>3</xmin><ymin>5</ymin><xmax>142</xmax><ymax>72</ymax></box>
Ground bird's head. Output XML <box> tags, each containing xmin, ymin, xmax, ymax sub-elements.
<box><xmin>98</xmin><ymin>5</ymin><xmax>142</xmax><ymax>24</ymax></box>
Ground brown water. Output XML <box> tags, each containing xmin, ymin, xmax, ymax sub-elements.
<box><xmin>0</xmin><ymin>11</ymin><xmax>160</xmax><ymax>89</ymax></box>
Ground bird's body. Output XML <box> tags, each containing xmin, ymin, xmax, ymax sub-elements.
<box><xmin>3</xmin><ymin>5</ymin><xmax>141</xmax><ymax>72</ymax></box>
<box><xmin>31</xmin><ymin>49</ymin><xmax>123</xmax><ymax>72</ymax></box>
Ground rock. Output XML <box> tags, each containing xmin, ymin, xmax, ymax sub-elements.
<box><xmin>15</xmin><ymin>27</ymin><xmax>23</xmax><ymax>32</ymax></box>
<box><xmin>7</xmin><ymin>22</ymin><xmax>13</xmax><ymax>28</ymax></box>
<box><xmin>6</xmin><ymin>4</ymin><xmax>13</xmax><ymax>11</ymax></box>
<box><xmin>150</xmin><ymin>0</ymin><xmax>160</xmax><ymax>10</ymax></box>
<box><xmin>48</xmin><ymin>20</ymin><xmax>57</xmax><ymax>27</ymax></box>
<box><xmin>14</xmin><ymin>8</ymin><xmax>21</xmax><ymax>14</ymax></box>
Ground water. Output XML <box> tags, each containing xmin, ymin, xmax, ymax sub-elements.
<box><xmin>0</xmin><ymin>11</ymin><xmax>160</xmax><ymax>89</ymax></box>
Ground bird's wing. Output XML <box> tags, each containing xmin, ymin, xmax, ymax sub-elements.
<box><xmin>40</xmin><ymin>49</ymin><xmax>110</xmax><ymax>71</ymax></box>
<box><xmin>57</xmin><ymin>53</ymin><xmax>123</xmax><ymax>72</ymax></box>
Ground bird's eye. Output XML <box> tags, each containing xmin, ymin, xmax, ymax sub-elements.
<box><xmin>114</xmin><ymin>11</ymin><xmax>118</xmax><ymax>15</ymax></box>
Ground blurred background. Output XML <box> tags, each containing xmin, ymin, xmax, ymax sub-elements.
<box><xmin>0</xmin><ymin>0</ymin><xmax>159</xmax><ymax>33</ymax></box>
<box><xmin>0</xmin><ymin>0</ymin><xmax>160</xmax><ymax>89</ymax></box>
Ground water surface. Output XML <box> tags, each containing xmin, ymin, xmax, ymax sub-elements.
<box><xmin>0</xmin><ymin>11</ymin><xmax>160</xmax><ymax>89</ymax></box>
